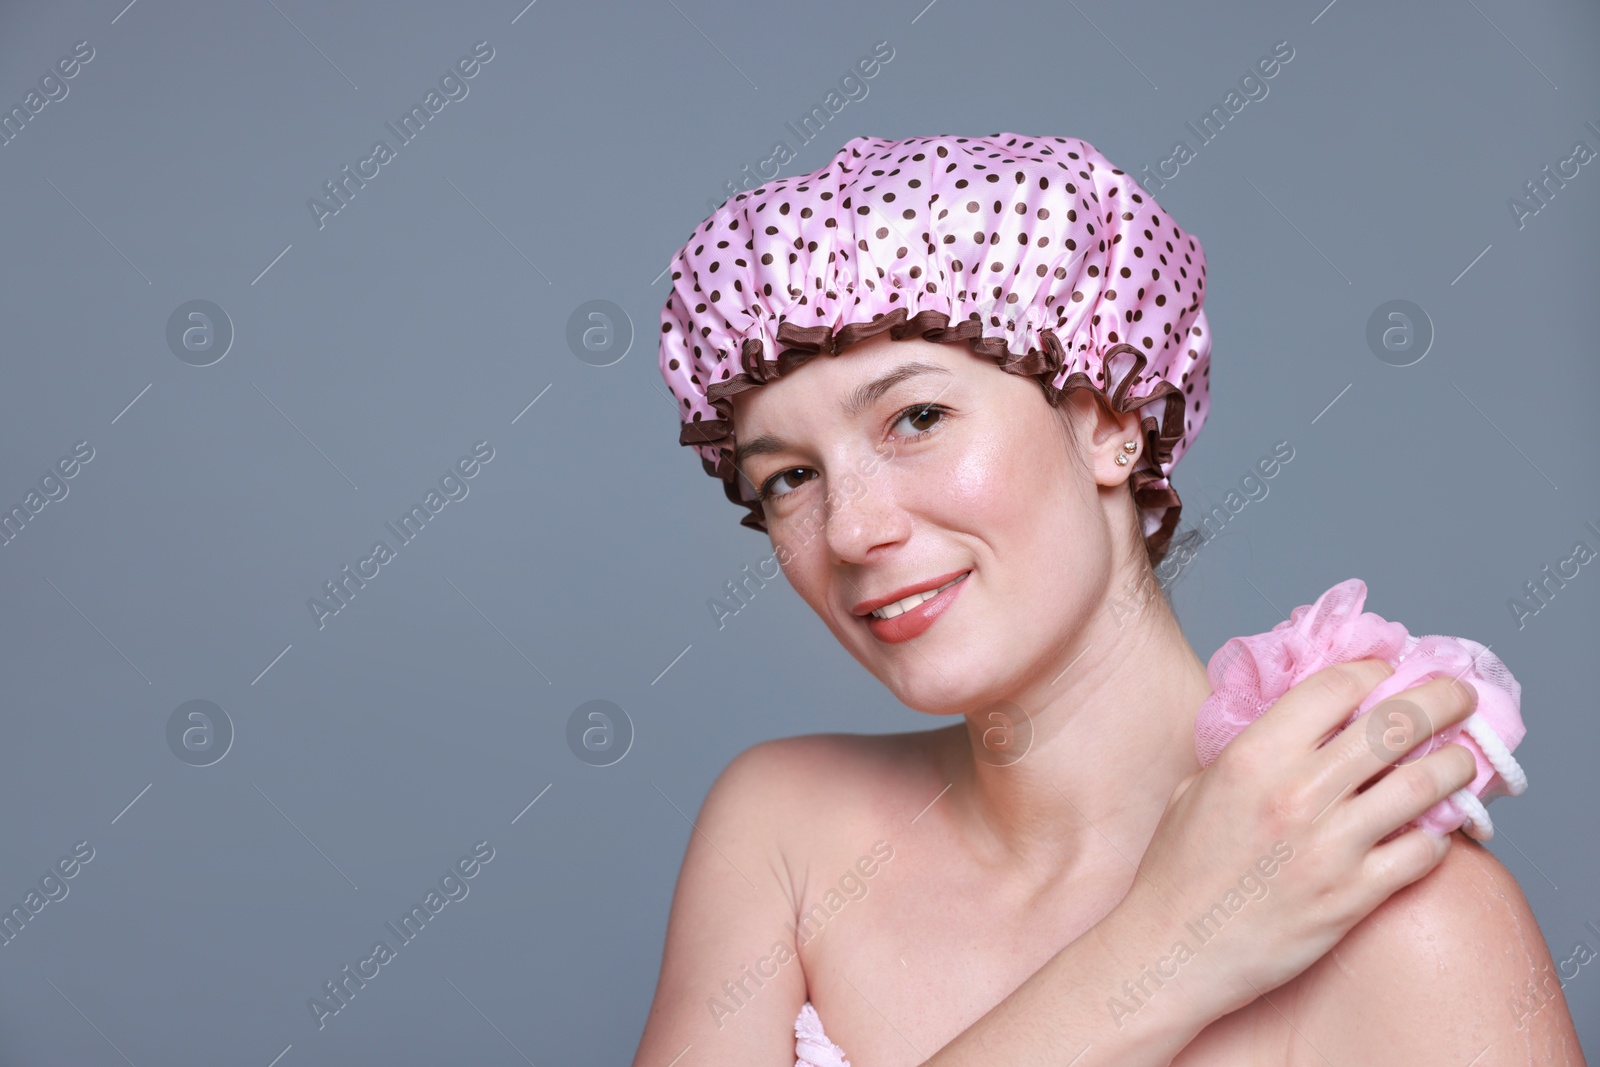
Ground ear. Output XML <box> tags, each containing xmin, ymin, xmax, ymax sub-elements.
<box><xmin>1063</xmin><ymin>388</ymin><xmax>1145</xmax><ymax>487</ymax></box>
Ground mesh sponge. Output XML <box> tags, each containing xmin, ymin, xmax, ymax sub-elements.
<box><xmin>1195</xmin><ymin>579</ymin><xmax>1526</xmax><ymax>840</ymax></box>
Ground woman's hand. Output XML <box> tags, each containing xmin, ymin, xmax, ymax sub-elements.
<box><xmin>1103</xmin><ymin>658</ymin><xmax>1480</xmax><ymax>1023</ymax></box>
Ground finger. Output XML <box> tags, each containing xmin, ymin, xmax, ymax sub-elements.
<box><xmin>1246</xmin><ymin>659</ymin><xmax>1395</xmax><ymax>754</ymax></box>
<box><xmin>1361</xmin><ymin>820</ymin><xmax>1452</xmax><ymax>900</ymax></box>
<box><xmin>1323</xmin><ymin>676</ymin><xmax>1479</xmax><ymax>790</ymax></box>
<box><xmin>1346</xmin><ymin>742</ymin><xmax>1478</xmax><ymax>846</ymax></box>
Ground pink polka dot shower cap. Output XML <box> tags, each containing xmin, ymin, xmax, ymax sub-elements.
<box><xmin>658</xmin><ymin>132</ymin><xmax>1212</xmax><ymax>555</ymax></box>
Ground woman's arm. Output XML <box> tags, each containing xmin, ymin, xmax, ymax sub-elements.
<box><xmin>634</xmin><ymin>660</ymin><xmax>1490</xmax><ymax>1066</ymax></box>
<box><xmin>922</xmin><ymin>661</ymin><xmax>1486</xmax><ymax>1066</ymax></box>
<box><xmin>630</xmin><ymin>741</ymin><xmax>808</xmax><ymax>1067</ymax></box>
<box><xmin>630</xmin><ymin>734</ymin><xmax>1223</xmax><ymax>1067</ymax></box>
<box><xmin>1295</xmin><ymin>836</ymin><xmax>1584</xmax><ymax>1064</ymax></box>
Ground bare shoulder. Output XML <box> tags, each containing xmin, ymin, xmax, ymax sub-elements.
<box><xmin>710</xmin><ymin>728</ymin><xmax>947</xmax><ymax>870</ymax></box>
<box><xmin>1290</xmin><ymin>834</ymin><xmax>1584</xmax><ymax>1064</ymax></box>
<box><xmin>632</xmin><ymin>731</ymin><xmax>929</xmax><ymax>1066</ymax></box>
<box><xmin>715</xmin><ymin>727</ymin><xmax>943</xmax><ymax>820</ymax></box>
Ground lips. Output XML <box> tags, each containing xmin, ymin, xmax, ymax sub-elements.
<box><xmin>851</xmin><ymin>570</ymin><xmax>972</xmax><ymax>617</ymax></box>
<box><xmin>853</xmin><ymin>570</ymin><xmax>971</xmax><ymax>644</ymax></box>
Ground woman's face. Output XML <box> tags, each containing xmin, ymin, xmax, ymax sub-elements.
<box><xmin>729</xmin><ymin>335</ymin><xmax>1142</xmax><ymax>714</ymax></box>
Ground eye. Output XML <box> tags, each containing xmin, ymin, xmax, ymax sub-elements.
<box><xmin>892</xmin><ymin>402</ymin><xmax>949</xmax><ymax>438</ymax></box>
<box><xmin>757</xmin><ymin>466</ymin><xmax>815</xmax><ymax>502</ymax></box>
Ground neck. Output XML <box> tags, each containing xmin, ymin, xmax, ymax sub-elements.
<box><xmin>936</xmin><ymin>563</ymin><xmax>1213</xmax><ymax>893</ymax></box>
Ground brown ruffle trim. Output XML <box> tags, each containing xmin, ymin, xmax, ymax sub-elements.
<box><xmin>678</xmin><ymin>305</ymin><xmax>1188</xmax><ymax>558</ymax></box>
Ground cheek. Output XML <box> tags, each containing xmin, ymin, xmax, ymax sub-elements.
<box><xmin>934</xmin><ymin>421</ymin><xmax>1108</xmax><ymax>628</ymax></box>
<box><xmin>769</xmin><ymin>532</ymin><xmax>832</xmax><ymax>615</ymax></box>
<box><xmin>934</xmin><ymin>424</ymin><xmax>1081</xmax><ymax>538</ymax></box>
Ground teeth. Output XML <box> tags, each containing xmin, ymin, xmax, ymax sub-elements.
<box><xmin>871</xmin><ymin>573</ymin><xmax>967</xmax><ymax>620</ymax></box>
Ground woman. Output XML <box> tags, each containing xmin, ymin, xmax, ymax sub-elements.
<box><xmin>633</xmin><ymin>133</ymin><xmax>1582</xmax><ymax>1065</ymax></box>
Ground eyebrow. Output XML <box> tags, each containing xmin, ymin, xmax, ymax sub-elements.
<box><xmin>732</xmin><ymin>361</ymin><xmax>954</xmax><ymax>470</ymax></box>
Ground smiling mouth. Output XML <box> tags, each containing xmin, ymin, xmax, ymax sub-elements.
<box><xmin>869</xmin><ymin>572</ymin><xmax>970</xmax><ymax>620</ymax></box>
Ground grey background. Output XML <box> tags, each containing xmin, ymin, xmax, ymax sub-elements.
<box><xmin>0</xmin><ymin>0</ymin><xmax>1595</xmax><ymax>1063</ymax></box>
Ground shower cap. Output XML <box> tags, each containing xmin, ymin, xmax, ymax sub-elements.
<box><xmin>658</xmin><ymin>132</ymin><xmax>1212</xmax><ymax>556</ymax></box>
<box><xmin>1195</xmin><ymin>579</ymin><xmax>1528</xmax><ymax>840</ymax></box>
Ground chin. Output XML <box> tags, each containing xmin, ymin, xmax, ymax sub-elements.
<box><xmin>851</xmin><ymin>627</ymin><xmax>1016</xmax><ymax>717</ymax></box>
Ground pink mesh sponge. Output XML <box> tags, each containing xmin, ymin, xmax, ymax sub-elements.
<box><xmin>1195</xmin><ymin>579</ymin><xmax>1527</xmax><ymax>840</ymax></box>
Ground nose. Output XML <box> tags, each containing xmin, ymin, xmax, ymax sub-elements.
<box><xmin>824</xmin><ymin>463</ymin><xmax>911</xmax><ymax>563</ymax></box>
